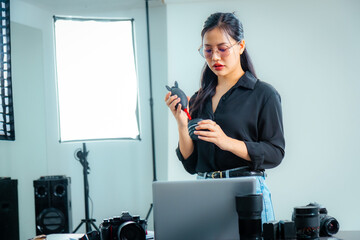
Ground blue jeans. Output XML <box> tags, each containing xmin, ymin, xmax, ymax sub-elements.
<box><xmin>197</xmin><ymin>174</ymin><xmax>275</xmax><ymax>223</ymax></box>
<box><xmin>255</xmin><ymin>176</ymin><xmax>275</xmax><ymax>223</ymax></box>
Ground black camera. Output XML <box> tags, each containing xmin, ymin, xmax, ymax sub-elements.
<box><xmin>100</xmin><ymin>211</ymin><xmax>147</xmax><ymax>240</ymax></box>
<box><xmin>291</xmin><ymin>203</ymin><xmax>339</xmax><ymax>238</ymax></box>
<box><xmin>306</xmin><ymin>203</ymin><xmax>339</xmax><ymax>236</ymax></box>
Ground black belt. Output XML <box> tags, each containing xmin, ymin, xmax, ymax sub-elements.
<box><xmin>198</xmin><ymin>167</ymin><xmax>266</xmax><ymax>179</ymax></box>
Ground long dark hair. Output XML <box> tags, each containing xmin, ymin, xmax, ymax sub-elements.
<box><xmin>190</xmin><ymin>12</ymin><xmax>257</xmax><ymax>117</ymax></box>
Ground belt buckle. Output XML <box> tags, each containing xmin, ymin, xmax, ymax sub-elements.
<box><xmin>211</xmin><ymin>171</ymin><xmax>223</xmax><ymax>179</ymax></box>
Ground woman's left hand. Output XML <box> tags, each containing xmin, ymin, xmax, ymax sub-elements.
<box><xmin>194</xmin><ymin>119</ymin><xmax>231</xmax><ymax>150</ymax></box>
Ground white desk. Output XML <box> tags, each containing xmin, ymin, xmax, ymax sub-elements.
<box><xmin>43</xmin><ymin>231</ymin><xmax>154</xmax><ymax>240</ymax></box>
<box><xmin>46</xmin><ymin>234</ymin><xmax>84</xmax><ymax>240</ymax></box>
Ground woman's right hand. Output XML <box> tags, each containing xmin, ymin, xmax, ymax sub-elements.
<box><xmin>165</xmin><ymin>92</ymin><xmax>189</xmax><ymax>129</ymax></box>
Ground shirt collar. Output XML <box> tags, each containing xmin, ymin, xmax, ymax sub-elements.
<box><xmin>233</xmin><ymin>71</ymin><xmax>258</xmax><ymax>90</ymax></box>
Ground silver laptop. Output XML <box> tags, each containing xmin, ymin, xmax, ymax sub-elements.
<box><xmin>152</xmin><ymin>177</ymin><xmax>257</xmax><ymax>240</ymax></box>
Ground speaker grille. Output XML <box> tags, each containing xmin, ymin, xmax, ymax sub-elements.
<box><xmin>37</xmin><ymin>208</ymin><xmax>65</xmax><ymax>233</ymax></box>
<box><xmin>35</xmin><ymin>185</ymin><xmax>47</xmax><ymax>198</ymax></box>
<box><xmin>54</xmin><ymin>184</ymin><xmax>65</xmax><ymax>197</ymax></box>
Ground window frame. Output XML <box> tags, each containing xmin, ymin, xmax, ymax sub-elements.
<box><xmin>0</xmin><ymin>0</ymin><xmax>14</xmax><ymax>141</ymax></box>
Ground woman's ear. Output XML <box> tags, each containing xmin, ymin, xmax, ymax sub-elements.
<box><xmin>239</xmin><ymin>39</ymin><xmax>246</xmax><ymax>55</ymax></box>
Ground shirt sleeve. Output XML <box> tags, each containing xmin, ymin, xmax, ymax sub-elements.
<box><xmin>176</xmin><ymin>143</ymin><xmax>198</xmax><ymax>174</ymax></box>
<box><xmin>244</xmin><ymin>92</ymin><xmax>285</xmax><ymax>170</ymax></box>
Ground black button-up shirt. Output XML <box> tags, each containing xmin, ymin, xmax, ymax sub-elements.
<box><xmin>176</xmin><ymin>71</ymin><xmax>285</xmax><ymax>174</ymax></box>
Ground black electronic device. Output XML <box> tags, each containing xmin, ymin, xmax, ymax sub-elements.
<box><xmin>291</xmin><ymin>203</ymin><xmax>340</xmax><ymax>238</ymax></box>
<box><xmin>263</xmin><ymin>221</ymin><xmax>280</xmax><ymax>240</ymax></box>
<box><xmin>306</xmin><ymin>203</ymin><xmax>340</xmax><ymax>237</ymax></box>
<box><xmin>0</xmin><ymin>177</ymin><xmax>19</xmax><ymax>240</ymax></box>
<box><xmin>263</xmin><ymin>220</ymin><xmax>296</xmax><ymax>240</ymax></box>
<box><xmin>100</xmin><ymin>211</ymin><xmax>147</xmax><ymax>240</ymax></box>
<box><xmin>235</xmin><ymin>194</ymin><xmax>263</xmax><ymax>240</ymax></box>
<box><xmin>279</xmin><ymin>220</ymin><xmax>296</xmax><ymax>239</ymax></box>
<box><xmin>293</xmin><ymin>205</ymin><xmax>320</xmax><ymax>239</ymax></box>
<box><xmin>33</xmin><ymin>175</ymin><xmax>72</xmax><ymax>235</ymax></box>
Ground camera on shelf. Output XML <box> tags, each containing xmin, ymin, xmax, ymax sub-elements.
<box><xmin>100</xmin><ymin>211</ymin><xmax>147</xmax><ymax>240</ymax></box>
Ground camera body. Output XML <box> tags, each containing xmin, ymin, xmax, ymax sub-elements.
<box><xmin>307</xmin><ymin>203</ymin><xmax>339</xmax><ymax>236</ymax></box>
<box><xmin>290</xmin><ymin>203</ymin><xmax>339</xmax><ymax>238</ymax></box>
<box><xmin>100</xmin><ymin>211</ymin><xmax>147</xmax><ymax>240</ymax></box>
<box><xmin>263</xmin><ymin>203</ymin><xmax>339</xmax><ymax>239</ymax></box>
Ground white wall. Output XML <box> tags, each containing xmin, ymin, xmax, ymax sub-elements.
<box><xmin>3</xmin><ymin>0</ymin><xmax>360</xmax><ymax>238</ymax></box>
<box><xmin>148</xmin><ymin>4</ymin><xmax>169</xmax><ymax>182</ymax></box>
<box><xmin>166</xmin><ymin>0</ymin><xmax>360</xmax><ymax>231</ymax></box>
<box><xmin>4</xmin><ymin>19</ymin><xmax>48</xmax><ymax>240</ymax></box>
<box><xmin>1</xmin><ymin>2</ymin><xmax>49</xmax><ymax>239</ymax></box>
<box><xmin>5</xmin><ymin>1</ymin><xmax>167</xmax><ymax>239</ymax></box>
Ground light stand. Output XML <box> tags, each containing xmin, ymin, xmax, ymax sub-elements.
<box><xmin>73</xmin><ymin>143</ymin><xmax>99</xmax><ymax>233</ymax></box>
<box><xmin>145</xmin><ymin>0</ymin><xmax>157</xmax><ymax>223</ymax></box>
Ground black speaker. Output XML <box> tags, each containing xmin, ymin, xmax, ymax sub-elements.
<box><xmin>33</xmin><ymin>175</ymin><xmax>72</xmax><ymax>235</ymax></box>
<box><xmin>0</xmin><ymin>177</ymin><xmax>20</xmax><ymax>240</ymax></box>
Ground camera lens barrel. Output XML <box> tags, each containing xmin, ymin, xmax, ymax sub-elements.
<box><xmin>188</xmin><ymin>118</ymin><xmax>203</xmax><ymax>140</ymax></box>
<box><xmin>320</xmin><ymin>215</ymin><xmax>340</xmax><ymax>236</ymax></box>
<box><xmin>117</xmin><ymin>221</ymin><xmax>146</xmax><ymax>240</ymax></box>
<box><xmin>236</xmin><ymin>194</ymin><xmax>263</xmax><ymax>240</ymax></box>
<box><xmin>294</xmin><ymin>206</ymin><xmax>320</xmax><ymax>239</ymax></box>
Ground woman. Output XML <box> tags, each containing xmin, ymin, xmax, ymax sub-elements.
<box><xmin>165</xmin><ymin>12</ymin><xmax>285</xmax><ymax>222</ymax></box>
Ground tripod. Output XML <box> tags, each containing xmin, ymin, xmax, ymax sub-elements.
<box><xmin>73</xmin><ymin>143</ymin><xmax>99</xmax><ymax>233</ymax></box>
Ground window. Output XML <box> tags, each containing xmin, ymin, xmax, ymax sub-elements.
<box><xmin>54</xmin><ymin>17</ymin><xmax>140</xmax><ymax>142</ymax></box>
<box><xmin>0</xmin><ymin>0</ymin><xmax>14</xmax><ymax>141</ymax></box>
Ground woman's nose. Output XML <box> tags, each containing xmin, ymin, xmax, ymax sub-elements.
<box><xmin>212</xmin><ymin>50</ymin><xmax>221</xmax><ymax>61</ymax></box>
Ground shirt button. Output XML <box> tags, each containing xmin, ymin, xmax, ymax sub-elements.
<box><xmin>222</xmin><ymin>97</ymin><xmax>226</xmax><ymax>101</ymax></box>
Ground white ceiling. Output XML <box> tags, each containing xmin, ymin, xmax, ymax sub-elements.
<box><xmin>18</xmin><ymin>0</ymin><xmax>164</xmax><ymax>11</ymax></box>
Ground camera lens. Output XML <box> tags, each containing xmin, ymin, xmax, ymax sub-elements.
<box><xmin>236</xmin><ymin>194</ymin><xmax>263</xmax><ymax>240</ymax></box>
<box><xmin>294</xmin><ymin>206</ymin><xmax>320</xmax><ymax>239</ymax></box>
<box><xmin>188</xmin><ymin>118</ymin><xmax>203</xmax><ymax>140</ymax></box>
<box><xmin>320</xmin><ymin>216</ymin><xmax>339</xmax><ymax>236</ymax></box>
<box><xmin>118</xmin><ymin>221</ymin><xmax>146</xmax><ymax>240</ymax></box>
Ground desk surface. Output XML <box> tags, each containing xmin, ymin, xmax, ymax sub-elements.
<box><xmin>44</xmin><ymin>231</ymin><xmax>155</xmax><ymax>240</ymax></box>
<box><xmin>331</xmin><ymin>231</ymin><xmax>360</xmax><ymax>239</ymax></box>
<box><xmin>41</xmin><ymin>231</ymin><xmax>359</xmax><ymax>240</ymax></box>
<box><xmin>45</xmin><ymin>234</ymin><xmax>83</xmax><ymax>240</ymax></box>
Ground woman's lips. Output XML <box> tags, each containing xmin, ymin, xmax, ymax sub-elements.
<box><xmin>213</xmin><ymin>63</ymin><xmax>224</xmax><ymax>71</ymax></box>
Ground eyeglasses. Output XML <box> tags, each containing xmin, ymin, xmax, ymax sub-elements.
<box><xmin>198</xmin><ymin>41</ymin><xmax>240</xmax><ymax>59</ymax></box>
